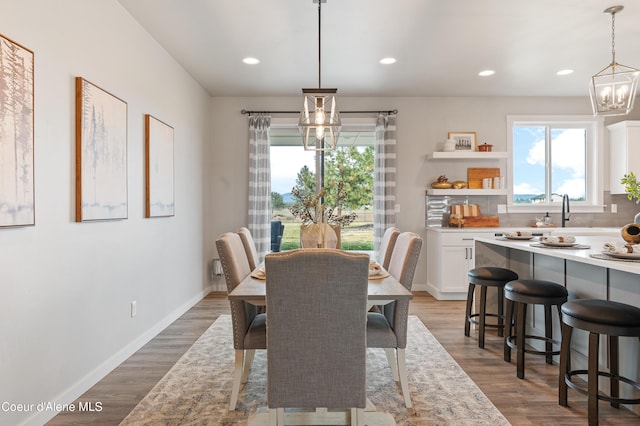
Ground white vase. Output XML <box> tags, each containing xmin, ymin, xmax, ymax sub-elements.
<box><xmin>443</xmin><ymin>139</ymin><xmax>456</xmax><ymax>152</ymax></box>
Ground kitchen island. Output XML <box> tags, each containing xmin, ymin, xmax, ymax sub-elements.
<box><xmin>474</xmin><ymin>234</ymin><xmax>640</xmax><ymax>416</ymax></box>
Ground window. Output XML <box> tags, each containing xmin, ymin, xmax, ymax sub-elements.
<box><xmin>507</xmin><ymin>115</ymin><xmax>604</xmax><ymax>213</ymax></box>
<box><xmin>270</xmin><ymin>118</ymin><xmax>376</xmax><ymax>250</ymax></box>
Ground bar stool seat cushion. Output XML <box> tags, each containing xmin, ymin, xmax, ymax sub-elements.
<box><xmin>562</xmin><ymin>299</ymin><xmax>640</xmax><ymax>328</ymax></box>
<box><xmin>468</xmin><ymin>267</ymin><xmax>518</xmax><ymax>286</ymax></box>
<box><xmin>505</xmin><ymin>279</ymin><xmax>568</xmax><ymax>300</ymax></box>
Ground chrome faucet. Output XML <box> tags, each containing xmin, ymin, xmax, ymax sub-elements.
<box><xmin>561</xmin><ymin>194</ymin><xmax>570</xmax><ymax>228</ymax></box>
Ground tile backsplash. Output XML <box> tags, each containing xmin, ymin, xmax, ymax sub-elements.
<box><xmin>425</xmin><ymin>192</ymin><xmax>639</xmax><ymax>228</ymax></box>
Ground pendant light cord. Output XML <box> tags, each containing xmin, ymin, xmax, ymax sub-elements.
<box><xmin>610</xmin><ymin>10</ymin><xmax>616</xmax><ymax>65</ymax></box>
<box><xmin>318</xmin><ymin>0</ymin><xmax>322</xmax><ymax>88</ymax></box>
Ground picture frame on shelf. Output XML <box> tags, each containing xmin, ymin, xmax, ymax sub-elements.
<box><xmin>75</xmin><ymin>77</ymin><xmax>128</xmax><ymax>222</ymax></box>
<box><xmin>448</xmin><ymin>132</ymin><xmax>476</xmax><ymax>151</ymax></box>
<box><xmin>0</xmin><ymin>34</ymin><xmax>35</xmax><ymax>227</ymax></box>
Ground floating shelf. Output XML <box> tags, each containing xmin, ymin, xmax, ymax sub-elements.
<box><xmin>425</xmin><ymin>188</ymin><xmax>508</xmax><ymax>196</ymax></box>
<box><xmin>427</xmin><ymin>151</ymin><xmax>508</xmax><ymax>160</ymax></box>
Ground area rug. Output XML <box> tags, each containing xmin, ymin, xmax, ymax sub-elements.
<box><xmin>120</xmin><ymin>315</ymin><xmax>510</xmax><ymax>425</ymax></box>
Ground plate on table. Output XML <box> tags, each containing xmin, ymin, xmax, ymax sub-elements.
<box><xmin>505</xmin><ymin>235</ymin><xmax>534</xmax><ymax>240</ymax></box>
<box><xmin>604</xmin><ymin>251</ymin><xmax>640</xmax><ymax>259</ymax></box>
<box><xmin>540</xmin><ymin>241</ymin><xmax>577</xmax><ymax>247</ymax></box>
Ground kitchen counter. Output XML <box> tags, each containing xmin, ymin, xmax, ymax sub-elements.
<box><xmin>428</xmin><ymin>226</ymin><xmax>620</xmax><ymax>235</ymax></box>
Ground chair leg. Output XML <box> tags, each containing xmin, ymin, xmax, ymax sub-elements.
<box><xmin>497</xmin><ymin>286</ymin><xmax>504</xmax><ymax>337</ymax></box>
<box><xmin>479</xmin><ymin>285</ymin><xmax>488</xmax><ymax>348</ymax></box>
<box><xmin>397</xmin><ymin>348</ymin><xmax>412</xmax><ymax>408</ymax></box>
<box><xmin>464</xmin><ymin>284</ymin><xmax>475</xmax><ymax>337</ymax></box>
<box><xmin>588</xmin><ymin>331</ymin><xmax>600</xmax><ymax>426</ymax></box>
<box><xmin>230</xmin><ymin>350</ymin><xmax>244</xmax><ymax>411</ymax></box>
<box><xmin>516</xmin><ymin>302</ymin><xmax>527</xmax><ymax>379</ymax></box>
<box><xmin>504</xmin><ymin>299</ymin><xmax>514</xmax><ymax>362</ymax></box>
<box><xmin>351</xmin><ymin>408</ymin><xmax>365</xmax><ymax>426</ymax></box>
<box><xmin>242</xmin><ymin>349</ymin><xmax>255</xmax><ymax>383</ymax></box>
<box><xmin>384</xmin><ymin>348</ymin><xmax>399</xmax><ymax>381</ymax></box>
<box><xmin>559</xmin><ymin>323</ymin><xmax>573</xmax><ymax>407</ymax></box>
<box><xmin>544</xmin><ymin>304</ymin><xmax>553</xmax><ymax>364</ymax></box>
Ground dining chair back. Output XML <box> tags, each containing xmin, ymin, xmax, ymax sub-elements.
<box><xmin>367</xmin><ymin>231</ymin><xmax>422</xmax><ymax>408</ymax></box>
<box><xmin>237</xmin><ymin>227</ymin><xmax>259</xmax><ymax>270</ymax></box>
<box><xmin>378</xmin><ymin>226</ymin><xmax>400</xmax><ymax>270</ymax></box>
<box><xmin>265</xmin><ymin>249</ymin><xmax>369</xmax><ymax>423</ymax></box>
<box><xmin>215</xmin><ymin>232</ymin><xmax>266</xmax><ymax>411</ymax></box>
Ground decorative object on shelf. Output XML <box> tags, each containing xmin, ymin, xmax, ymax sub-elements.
<box><xmin>621</xmin><ymin>171</ymin><xmax>640</xmax><ymax>223</ymax></box>
<box><xmin>477</xmin><ymin>143</ymin><xmax>493</xmax><ymax>152</ymax></box>
<box><xmin>298</xmin><ymin>0</ymin><xmax>341</xmax><ymax>151</ymax></box>
<box><xmin>0</xmin><ymin>34</ymin><xmax>34</xmax><ymax>228</ymax></box>
<box><xmin>443</xmin><ymin>138</ymin><xmax>456</xmax><ymax>152</ymax></box>
<box><xmin>452</xmin><ymin>181</ymin><xmax>467</xmax><ymax>189</ymax></box>
<box><xmin>589</xmin><ymin>5</ymin><xmax>639</xmax><ymax>117</ymax></box>
<box><xmin>621</xmin><ymin>223</ymin><xmax>640</xmax><ymax>244</ymax></box>
<box><xmin>448</xmin><ymin>132</ymin><xmax>477</xmax><ymax>151</ymax></box>
<box><xmin>467</xmin><ymin>167</ymin><xmax>500</xmax><ymax>189</ymax></box>
<box><xmin>431</xmin><ymin>175</ymin><xmax>452</xmax><ymax>189</ymax></box>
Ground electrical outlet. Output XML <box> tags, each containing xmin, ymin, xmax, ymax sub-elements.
<box><xmin>611</xmin><ymin>204</ymin><xmax>617</xmax><ymax>213</ymax></box>
<box><xmin>131</xmin><ymin>301</ymin><xmax>137</xmax><ymax>318</ymax></box>
<box><xmin>497</xmin><ymin>204</ymin><xmax>507</xmax><ymax>214</ymax></box>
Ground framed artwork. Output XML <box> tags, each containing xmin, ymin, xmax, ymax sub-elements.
<box><xmin>75</xmin><ymin>77</ymin><xmax>128</xmax><ymax>222</ymax></box>
<box><xmin>448</xmin><ymin>132</ymin><xmax>477</xmax><ymax>151</ymax></box>
<box><xmin>145</xmin><ymin>114</ymin><xmax>174</xmax><ymax>218</ymax></box>
<box><xmin>0</xmin><ymin>34</ymin><xmax>34</xmax><ymax>227</ymax></box>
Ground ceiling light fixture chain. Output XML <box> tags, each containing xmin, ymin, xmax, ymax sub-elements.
<box><xmin>589</xmin><ymin>5</ymin><xmax>640</xmax><ymax>117</ymax></box>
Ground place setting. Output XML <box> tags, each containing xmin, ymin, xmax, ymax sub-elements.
<box><xmin>530</xmin><ymin>235</ymin><xmax>591</xmax><ymax>250</ymax></box>
<box><xmin>590</xmin><ymin>223</ymin><xmax>640</xmax><ymax>262</ymax></box>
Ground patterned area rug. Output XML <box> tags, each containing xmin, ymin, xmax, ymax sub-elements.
<box><xmin>121</xmin><ymin>315</ymin><xmax>510</xmax><ymax>425</ymax></box>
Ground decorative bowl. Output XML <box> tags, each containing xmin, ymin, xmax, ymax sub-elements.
<box><xmin>431</xmin><ymin>182</ymin><xmax>452</xmax><ymax>189</ymax></box>
<box><xmin>621</xmin><ymin>223</ymin><xmax>640</xmax><ymax>244</ymax></box>
<box><xmin>477</xmin><ymin>143</ymin><xmax>493</xmax><ymax>152</ymax></box>
<box><xmin>452</xmin><ymin>181</ymin><xmax>467</xmax><ymax>189</ymax></box>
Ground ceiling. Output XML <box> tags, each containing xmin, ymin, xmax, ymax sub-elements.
<box><xmin>117</xmin><ymin>0</ymin><xmax>640</xmax><ymax>98</ymax></box>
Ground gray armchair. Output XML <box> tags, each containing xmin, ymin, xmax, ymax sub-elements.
<box><xmin>264</xmin><ymin>249</ymin><xmax>369</xmax><ymax>424</ymax></box>
<box><xmin>215</xmin><ymin>232</ymin><xmax>266</xmax><ymax>411</ymax></box>
<box><xmin>366</xmin><ymin>231</ymin><xmax>422</xmax><ymax>408</ymax></box>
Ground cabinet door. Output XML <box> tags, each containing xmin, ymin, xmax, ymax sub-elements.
<box><xmin>440</xmin><ymin>246</ymin><xmax>472</xmax><ymax>293</ymax></box>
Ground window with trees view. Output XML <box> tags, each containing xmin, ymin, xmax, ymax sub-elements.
<box><xmin>270</xmin><ymin>126</ymin><xmax>375</xmax><ymax>250</ymax></box>
<box><xmin>508</xmin><ymin>115</ymin><xmax>602</xmax><ymax>211</ymax></box>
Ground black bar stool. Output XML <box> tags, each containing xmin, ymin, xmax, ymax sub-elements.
<box><xmin>504</xmin><ymin>279</ymin><xmax>568</xmax><ymax>379</ymax></box>
<box><xmin>559</xmin><ymin>299</ymin><xmax>640</xmax><ymax>426</ymax></box>
<box><xmin>465</xmin><ymin>267</ymin><xmax>518</xmax><ymax>348</ymax></box>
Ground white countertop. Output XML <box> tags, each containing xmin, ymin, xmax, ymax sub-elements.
<box><xmin>428</xmin><ymin>226</ymin><xmax>620</xmax><ymax>235</ymax></box>
<box><xmin>475</xmin><ymin>235</ymin><xmax>640</xmax><ymax>275</ymax></box>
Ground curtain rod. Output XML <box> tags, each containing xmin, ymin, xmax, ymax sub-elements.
<box><xmin>240</xmin><ymin>109</ymin><xmax>398</xmax><ymax>116</ymax></box>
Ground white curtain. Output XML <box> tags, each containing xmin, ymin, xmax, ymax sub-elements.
<box><xmin>248</xmin><ymin>115</ymin><xmax>271</xmax><ymax>263</ymax></box>
<box><xmin>374</xmin><ymin>114</ymin><xmax>397</xmax><ymax>259</ymax></box>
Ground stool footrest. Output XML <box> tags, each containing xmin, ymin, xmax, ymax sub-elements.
<box><xmin>565</xmin><ymin>370</ymin><xmax>640</xmax><ymax>405</ymax></box>
<box><xmin>505</xmin><ymin>335</ymin><xmax>561</xmax><ymax>356</ymax></box>
<box><xmin>468</xmin><ymin>313</ymin><xmax>504</xmax><ymax>329</ymax></box>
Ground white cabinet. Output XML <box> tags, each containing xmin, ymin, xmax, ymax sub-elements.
<box><xmin>608</xmin><ymin>121</ymin><xmax>640</xmax><ymax>194</ymax></box>
<box><xmin>426</xmin><ymin>230</ymin><xmax>496</xmax><ymax>300</ymax></box>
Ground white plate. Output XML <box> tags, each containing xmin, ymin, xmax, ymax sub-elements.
<box><xmin>505</xmin><ymin>235</ymin><xmax>533</xmax><ymax>240</ymax></box>
<box><xmin>540</xmin><ymin>241</ymin><xmax>577</xmax><ymax>247</ymax></box>
<box><xmin>604</xmin><ymin>251</ymin><xmax>640</xmax><ymax>259</ymax></box>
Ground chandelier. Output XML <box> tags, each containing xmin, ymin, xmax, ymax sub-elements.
<box><xmin>589</xmin><ymin>5</ymin><xmax>640</xmax><ymax>116</ymax></box>
<box><xmin>298</xmin><ymin>0</ymin><xmax>341</xmax><ymax>151</ymax></box>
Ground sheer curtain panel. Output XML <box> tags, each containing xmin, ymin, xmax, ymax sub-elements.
<box><xmin>248</xmin><ymin>115</ymin><xmax>271</xmax><ymax>263</ymax></box>
<box><xmin>374</xmin><ymin>114</ymin><xmax>397</xmax><ymax>259</ymax></box>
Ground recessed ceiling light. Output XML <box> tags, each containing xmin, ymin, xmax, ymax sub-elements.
<box><xmin>242</xmin><ymin>57</ymin><xmax>260</xmax><ymax>65</ymax></box>
<box><xmin>557</xmin><ymin>69</ymin><xmax>574</xmax><ymax>76</ymax></box>
<box><xmin>478</xmin><ymin>70</ymin><xmax>495</xmax><ymax>77</ymax></box>
<box><xmin>380</xmin><ymin>57</ymin><xmax>396</xmax><ymax>65</ymax></box>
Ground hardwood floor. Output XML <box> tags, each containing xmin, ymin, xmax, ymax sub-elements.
<box><xmin>48</xmin><ymin>292</ymin><xmax>639</xmax><ymax>425</ymax></box>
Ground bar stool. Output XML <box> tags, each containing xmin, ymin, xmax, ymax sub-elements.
<box><xmin>559</xmin><ymin>299</ymin><xmax>640</xmax><ymax>426</ymax></box>
<box><xmin>465</xmin><ymin>267</ymin><xmax>518</xmax><ymax>348</ymax></box>
<box><xmin>504</xmin><ymin>279</ymin><xmax>568</xmax><ymax>379</ymax></box>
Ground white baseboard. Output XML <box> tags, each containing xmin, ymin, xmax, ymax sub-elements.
<box><xmin>25</xmin><ymin>288</ymin><xmax>211</xmax><ymax>426</ymax></box>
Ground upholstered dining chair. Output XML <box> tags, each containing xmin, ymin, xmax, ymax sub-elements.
<box><xmin>377</xmin><ymin>226</ymin><xmax>400</xmax><ymax>269</ymax></box>
<box><xmin>237</xmin><ymin>227</ymin><xmax>259</xmax><ymax>270</ymax></box>
<box><xmin>215</xmin><ymin>232</ymin><xmax>266</xmax><ymax>411</ymax></box>
<box><xmin>265</xmin><ymin>249</ymin><xmax>369</xmax><ymax>425</ymax></box>
<box><xmin>367</xmin><ymin>231</ymin><xmax>422</xmax><ymax>408</ymax></box>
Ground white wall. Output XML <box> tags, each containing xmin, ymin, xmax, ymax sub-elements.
<box><xmin>0</xmin><ymin>2</ymin><xmax>210</xmax><ymax>424</ymax></box>
<box><xmin>210</xmin><ymin>96</ymin><xmax>640</xmax><ymax>292</ymax></box>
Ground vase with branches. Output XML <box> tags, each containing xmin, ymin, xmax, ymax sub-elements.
<box><xmin>621</xmin><ymin>172</ymin><xmax>640</xmax><ymax>224</ymax></box>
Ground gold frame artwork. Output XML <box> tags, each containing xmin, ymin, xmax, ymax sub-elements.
<box><xmin>448</xmin><ymin>132</ymin><xmax>477</xmax><ymax>151</ymax></box>
<box><xmin>145</xmin><ymin>114</ymin><xmax>175</xmax><ymax>218</ymax></box>
<box><xmin>75</xmin><ymin>77</ymin><xmax>128</xmax><ymax>222</ymax></box>
<box><xmin>0</xmin><ymin>34</ymin><xmax>35</xmax><ymax>227</ymax></box>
